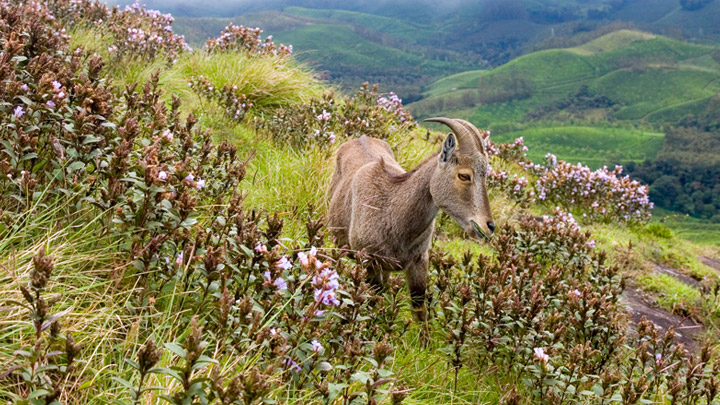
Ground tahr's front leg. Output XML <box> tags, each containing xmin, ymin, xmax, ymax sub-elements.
<box><xmin>406</xmin><ymin>253</ymin><xmax>428</xmax><ymax>322</ymax></box>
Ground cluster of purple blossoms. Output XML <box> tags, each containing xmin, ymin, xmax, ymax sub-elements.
<box><xmin>205</xmin><ymin>23</ymin><xmax>292</xmax><ymax>56</ymax></box>
<box><xmin>316</xmin><ymin>109</ymin><xmax>331</xmax><ymax>123</ymax></box>
<box><xmin>105</xmin><ymin>1</ymin><xmax>191</xmax><ymax>62</ymax></box>
<box><xmin>313</xmin><ymin>267</ymin><xmax>341</xmax><ymax>307</ymax></box>
<box><xmin>535</xmin><ymin>159</ymin><xmax>652</xmax><ymax>223</ymax></box>
<box><xmin>183</xmin><ymin>173</ymin><xmax>205</xmax><ymax>190</ymax></box>
<box><xmin>376</xmin><ymin>92</ymin><xmax>413</xmax><ymax>124</ymax></box>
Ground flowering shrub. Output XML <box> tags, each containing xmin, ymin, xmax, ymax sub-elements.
<box><xmin>430</xmin><ymin>211</ymin><xmax>718</xmax><ymax>403</ymax></box>
<box><xmin>486</xmin><ymin>134</ymin><xmax>653</xmax><ymax>223</ymax></box>
<box><xmin>205</xmin><ymin>23</ymin><xmax>293</xmax><ymax>56</ymax></box>
<box><xmin>536</xmin><ymin>155</ymin><xmax>653</xmax><ymax>223</ymax></box>
<box><xmin>189</xmin><ymin>75</ymin><xmax>254</xmax><ymax>121</ymax></box>
<box><xmin>48</xmin><ymin>0</ymin><xmax>191</xmax><ymax>63</ymax></box>
<box><xmin>487</xmin><ymin>166</ymin><xmax>534</xmax><ymax>206</ymax></box>
<box><xmin>254</xmin><ymin>82</ymin><xmax>416</xmax><ymax>149</ymax></box>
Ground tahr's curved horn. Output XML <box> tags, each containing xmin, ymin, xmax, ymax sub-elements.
<box><xmin>425</xmin><ymin>117</ymin><xmax>481</xmax><ymax>154</ymax></box>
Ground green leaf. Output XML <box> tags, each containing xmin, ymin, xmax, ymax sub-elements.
<box><xmin>350</xmin><ymin>370</ymin><xmax>371</xmax><ymax>384</ymax></box>
<box><xmin>28</xmin><ymin>389</ymin><xmax>51</xmax><ymax>399</ymax></box>
<box><xmin>164</xmin><ymin>342</ymin><xmax>187</xmax><ymax>359</ymax></box>
<box><xmin>18</xmin><ymin>95</ymin><xmax>33</xmax><ymax>106</ymax></box>
<box><xmin>112</xmin><ymin>376</ymin><xmax>135</xmax><ymax>389</ymax></box>
<box><xmin>316</xmin><ymin>361</ymin><xmax>333</xmax><ymax>371</ymax></box>
<box><xmin>125</xmin><ymin>358</ymin><xmax>140</xmax><ymax>370</ymax></box>
<box><xmin>67</xmin><ymin>161</ymin><xmax>84</xmax><ymax>172</ymax></box>
<box><xmin>152</xmin><ymin>367</ymin><xmax>184</xmax><ymax>384</ymax></box>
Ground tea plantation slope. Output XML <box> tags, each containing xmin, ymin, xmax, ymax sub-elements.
<box><xmin>410</xmin><ymin>29</ymin><xmax>720</xmax><ymax>126</ymax></box>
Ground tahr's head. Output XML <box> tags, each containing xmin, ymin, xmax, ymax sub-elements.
<box><xmin>426</xmin><ymin>117</ymin><xmax>495</xmax><ymax>239</ymax></box>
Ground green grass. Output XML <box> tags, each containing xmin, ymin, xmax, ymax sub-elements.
<box><xmin>659</xmin><ymin>212</ymin><xmax>720</xmax><ymax>247</ymax></box>
<box><xmin>492</xmin><ymin>126</ymin><xmax>664</xmax><ymax>168</ymax></box>
<box><xmin>637</xmin><ymin>273</ymin><xmax>703</xmax><ymax>313</ymax></box>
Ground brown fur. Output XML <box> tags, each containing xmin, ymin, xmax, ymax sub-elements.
<box><xmin>327</xmin><ymin>118</ymin><xmax>494</xmax><ymax>320</ymax></box>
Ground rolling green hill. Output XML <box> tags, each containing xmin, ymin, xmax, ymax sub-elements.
<box><xmin>492</xmin><ymin>126</ymin><xmax>664</xmax><ymax>169</ymax></box>
<box><xmin>411</xmin><ymin>30</ymin><xmax>720</xmax><ymax>125</ymax></box>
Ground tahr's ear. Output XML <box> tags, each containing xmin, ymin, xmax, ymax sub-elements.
<box><xmin>439</xmin><ymin>132</ymin><xmax>456</xmax><ymax>163</ymax></box>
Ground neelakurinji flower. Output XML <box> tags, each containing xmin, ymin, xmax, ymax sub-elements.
<box><xmin>194</xmin><ymin>178</ymin><xmax>205</xmax><ymax>189</ymax></box>
<box><xmin>46</xmin><ymin>100</ymin><xmax>55</xmax><ymax>108</ymax></box>
<box><xmin>157</xmin><ymin>170</ymin><xmax>168</xmax><ymax>180</ymax></box>
<box><xmin>276</xmin><ymin>256</ymin><xmax>292</xmax><ymax>270</ymax></box>
<box><xmin>311</xmin><ymin>339</ymin><xmax>323</xmax><ymax>354</ymax></box>
<box><xmin>264</xmin><ymin>270</ymin><xmax>287</xmax><ymax>290</ymax></box>
<box><xmin>534</xmin><ymin>347</ymin><xmax>549</xmax><ymax>363</ymax></box>
<box><xmin>254</xmin><ymin>243</ymin><xmax>268</xmax><ymax>254</ymax></box>
<box><xmin>297</xmin><ymin>251</ymin><xmax>309</xmax><ymax>267</ymax></box>
<box><xmin>283</xmin><ymin>358</ymin><xmax>301</xmax><ymax>372</ymax></box>
<box><xmin>13</xmin><ymin>106</ymin><xmax>24</xmax><ymax>118</ymax></box>
<box><xmin>316</xmin><ymin>109</ymin><xmax>331</xmax><ymax>122</ymax></box>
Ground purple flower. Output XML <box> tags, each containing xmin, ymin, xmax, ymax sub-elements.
<box><xmin>194</xmin><ymin>178</ymin><xmax>205</xmax><ymax>189</ymax></box>
<box><xmin>21</xmin><ymin>84</ymin><xmax>28</xmax><ymax>91</ymax></box>
<box><xmin>273</xmin><ymin>277</ymin><xmax>287</xmax><ymax>290</ymax></box>
<box><xmin>254</xmin><ymin>243</ymin><xmax>268</xmax><ymax>254</ymax></box>
<box><xmin>158</xmin><ymin>170</ymin><xmax>168</xmax><ymax>180</ymax></box>
<box><xmin>52</xmin><ymin>80</ymin><xmax>62</xmax><ymax>91</ymax></box>
<box><xmin>46</xmin><ymin>100</ymin><xmax>55</xmax><ymax>108</ymax></box>
<box><xmin>184</xmin><ymin>173</ymin><xmax>195</xmax><ymax>183</ymax></box>
<box><xmin>297</xmin><ymin>251</ymin><xmax>309</xmax><ymax>267</ymax></box>
<box><xmin>314</xmin><ymin>289</ymin><xmax>340</xmax><ymax>306</ymax></box>
<box><xmin>162</xmin><ymin>129</ymin><xmax>173</xmax><ymax>141</ymax></box>
<box><xmin>316</xmin><ymin>109</ymin><xmax>331</xmax><ymax>122</ymax></box>
<box><xmin>313</xmin><ymin>268</ymin><xmax>339</xmax><ymax>291</ymax></box>
<box><xmin>311</xmin><ymin>339</ymin><xmax>323</xmax><ymax>354</ymax></box>
<box><xmin>175</xmin><ymin>251</ymin><xmax>184</xmax><ymax>267</ymax></box>
<box><xmin>57</xmin><ymin>91</ymin><xmax>65</xmax><ymax>99</ymax></box>
<box><xmin>13</xmin><ymin>106</ymin><xmax>24</xmax><ymax>118</ymax></box>
<box><xmin>571</xmin><ymin>289</ymin><xmax>582</xmax><ymax>297</ymax></box>
<box><xmin>276</xmin><ymin>256</ymin><xmax>292</xmax><ymax>270</ymax></box>
<box><xmin>534</xmin><ymin>347</ymin><xmax>549</xmax><ymax>363</ymax></box>
<box><xmin>283</xmin><ymin>358</ymin><xmax>301</xmax><ymax>372</ymax></box>
<box><xmin>313</xmin><ymin>309</ymin><xmax>325</xmax><ymax>317</ymax></box>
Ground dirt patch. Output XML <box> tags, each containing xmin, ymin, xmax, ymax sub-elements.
<box><xmin>652</xmin><ymin>263</ymin><xmax>701</xmax><ymax>288</ymax></box>
<box><xmin>622</xmin><ymin>285</ymin><xmax>704</xmax><ymax>350</ymax></box>
<box><xmin>699</xmin><ymin>256</ymin><xmax>720</xmax><ymax>275</ymax></box>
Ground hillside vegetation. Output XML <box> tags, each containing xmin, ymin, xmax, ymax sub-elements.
<box><xmin>1</xmin><ymin>2</ymin><xmax>720</xmax><ymax>405</ymax></box>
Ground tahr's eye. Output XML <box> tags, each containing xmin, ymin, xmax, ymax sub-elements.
<box><xmin>458</xmin><ymin>173</ymin><xmax>471</xmax><ymax>182</ymax></box>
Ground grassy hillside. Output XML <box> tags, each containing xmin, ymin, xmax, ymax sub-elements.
<box><xmin>492</xmin><ymin>126</ymin><xmax>664</xmax><ymax>169</ymax></box>
<box><xmin>2</xmin><ymin>2</ymin><xmax>720</xmax><ymax>404</ymax></box>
